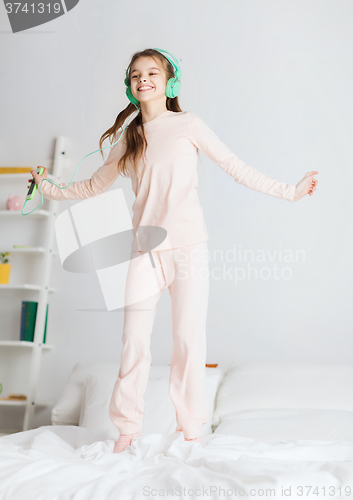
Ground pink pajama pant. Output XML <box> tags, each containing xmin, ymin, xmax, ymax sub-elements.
<box><xmin>108</xmin><ymin>240</ymin><xmax>210</xmax><ymax>440</ymax></box>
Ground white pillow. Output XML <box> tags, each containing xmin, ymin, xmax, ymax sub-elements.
<box><xmin>212</xmin><ymin>363</ymin><xmax>353</xmax><ymax>428</ymax></box>
<box><xmin>213</xmin><ymin>408</ymin><xmax>353</xmax><ymax>443</ymax></box>
<box><xmin>51</xmin><ymin>362</ymin><xmax>119</xmax><ymax>425</ymax></box>
<box><xmin>79</xmin><ymin>366</ymin><xmax>224</xmax><ymax>439</ymax></box>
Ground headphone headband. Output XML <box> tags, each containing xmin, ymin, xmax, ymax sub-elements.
<box><xmin>150</xmin><ymin>48</ymin><xmax>182</xmax><ymax>77</ymax></box>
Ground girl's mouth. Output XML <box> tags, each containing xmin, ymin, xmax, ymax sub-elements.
<box><xmin>138</xmin><ymin>86</ymin><xmax>154</xmax><ymax>91</ymax></box>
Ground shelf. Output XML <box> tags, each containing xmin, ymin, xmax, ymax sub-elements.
<box><xmin>0</xmin><ymin>173</ymin><xmax>55</xmax><ymax>181</ymax></box>
<box><xmin>0</xmin><ymin>284</ymin><xmax>57</xmax><ymax>292</ymax></box>
<box><xmin>0</xmin><ymin>341</ymin><xmax>54</xmax><ymax>350</ymax></box>
<box><xmin>0</xmin><ymin>136</ymin><xmax>64</xmax><ymax>432</ymax></box>
<box><xmin>0</xmin><ymin>400</ymin><xmax>53</xmax><ymax>407</ymax></box>
<box><xmin>0</xmin><ymin>209</ymin><xmax>50</xmax><ymax>218</ymax></box>
<box><xmin>0</xmin><ymin>247</ymin><xmax>58</xmax><ymax>257</ymax></box>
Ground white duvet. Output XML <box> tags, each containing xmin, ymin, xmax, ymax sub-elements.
<box><xmin>0</xmin><ymin>409</ymin><xmax>353</xmax><ymax>500</ymax></box>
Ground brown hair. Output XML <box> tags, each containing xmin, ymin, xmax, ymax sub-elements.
<box><xmin>99</xmin><ymin>48</ymin><xmax>183</xmax><ymax>179</ymax></box>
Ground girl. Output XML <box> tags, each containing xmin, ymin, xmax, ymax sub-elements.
<box><xmin>29</xmin><ymin>48</ymin><xmax>318</xmax><ymax>453</ymax></box>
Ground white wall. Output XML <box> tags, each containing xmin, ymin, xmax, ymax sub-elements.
<box><xmin>0</xmin><ymin>0</ymin><xmax>352</xmax><ymax>429</ymax></box>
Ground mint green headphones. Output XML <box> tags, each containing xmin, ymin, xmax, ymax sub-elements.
<box><xmin>124</xmin><ymin>48</ymin><xmax>182</xmax><ymax>110</ymax></box>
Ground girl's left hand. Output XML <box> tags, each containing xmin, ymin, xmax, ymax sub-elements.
<box><xmin>294</xmin><ymin>171</ymin><xmax>319</xmax><ymax>201</ymax></box>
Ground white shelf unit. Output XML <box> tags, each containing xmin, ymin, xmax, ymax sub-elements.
<box><xmin>0</xmin><ymin>136</ymin><xmax>66</xmax><ymax>434</ymax></box>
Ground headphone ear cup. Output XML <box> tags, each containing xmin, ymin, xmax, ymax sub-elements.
<box><xmin>125</xmin><ymin>85</ymin><xmax>140</xmax><ymax>106</ymax></box>
<box><xmin>166</xmin><ymin>77</ymin><xmax>181</xmax><ymax>98</ymax></box>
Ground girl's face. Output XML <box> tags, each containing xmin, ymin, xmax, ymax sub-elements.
<box><xmin>130</xmin><ymin>57</ymin><xmax>168</xmax><ymax>104</ymax></box>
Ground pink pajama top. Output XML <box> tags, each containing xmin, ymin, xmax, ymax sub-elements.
<box><xmin>39</xmin><ymin>110</ymin><xmax>296</xmax><ymax>251</ymax></box>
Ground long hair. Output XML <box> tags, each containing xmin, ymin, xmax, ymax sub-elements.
<box><xmin>99</xmin><ymin>48</ymin><xmax>183</xmax><ymax>179</ymax></box>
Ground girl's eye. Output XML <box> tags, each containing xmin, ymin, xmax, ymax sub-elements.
<box><xmin>132</xmin><ymin>73</ymin><xmax>157</xmax><ymax>78</ymax></box>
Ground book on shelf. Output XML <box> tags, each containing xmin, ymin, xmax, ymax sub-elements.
<box><xmin>20</xmin><ymin>301</ymin><xmax>48</xmax><ymax>343</ymax></box>
<box><xmin>0</xmin><ymin>167</ymin><xmax>33</xmax><ymax>174</ymax></box>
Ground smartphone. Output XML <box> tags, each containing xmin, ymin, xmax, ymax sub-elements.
<box><xmin>26</xmin><ymin>167</ymin><xmax>44</xmax><ymax>201</ymax></box>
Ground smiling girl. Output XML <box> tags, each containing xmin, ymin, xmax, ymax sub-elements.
<box><xmin>29</xmin><ymin>48</ymin><xmax>318</xmax><ymax>453</ymax></box>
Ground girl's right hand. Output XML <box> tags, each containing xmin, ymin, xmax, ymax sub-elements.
<box><xmin>294</xmin><ymin>171</ymin><xmax>319</xmax><ymax>201</ymax></box>
<box><xmin>28</xmin><ymin>167</ymin><xmax>48</xmax><ymax>190</ymax></box>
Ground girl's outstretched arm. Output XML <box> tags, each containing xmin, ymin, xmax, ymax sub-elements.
<box><xmin>29</xmin><ymin>136</ymin><xmax>125</xmax><ymax>201</ymax></box>
<box><xmin>187</xmin><ymin>111</ymin><xmax>318</xmax><ymax>202</ymax></box>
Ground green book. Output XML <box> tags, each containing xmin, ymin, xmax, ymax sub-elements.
<box><xmin>20</xmin><ymin>301</ymin><xmax>49</xmax><ymax>343</ymax></box>
<box><xmin>20</xmin><ymin>301</ymin><xmax>37</xmax><ymax>342</ymax></box>
<box><xmin>43</xmin><ymin>303</ymin><xmax>48</xmax><ymax>344</ymax></box>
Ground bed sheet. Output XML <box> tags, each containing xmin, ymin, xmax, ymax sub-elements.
<box><xmin>0</xmin><ymin>423</ymin><xmax>352</xmax><ymax>500</ymax></box>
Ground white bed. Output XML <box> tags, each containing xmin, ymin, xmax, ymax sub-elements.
<box><xmin>0</xmin><ymin>363</ymin><xmax>352</xmax><ymax>499</ymax></box>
